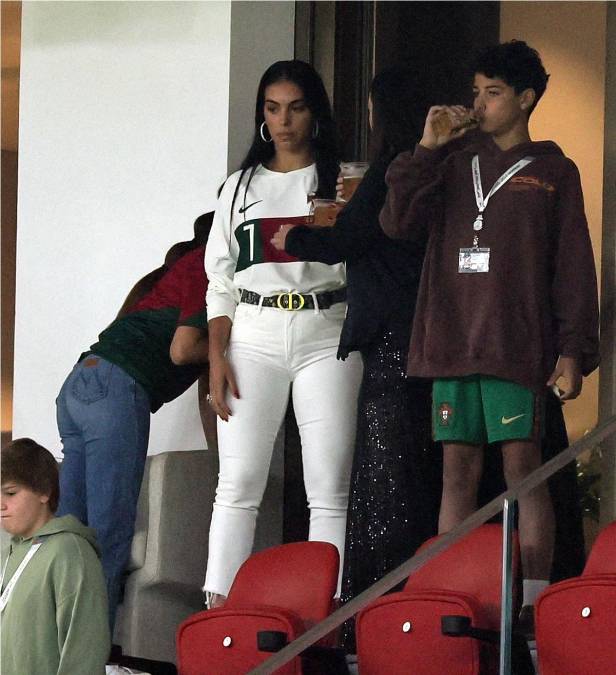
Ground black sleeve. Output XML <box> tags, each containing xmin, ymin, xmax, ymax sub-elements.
<box><xmin>285</xmin><ymin>157</ymin><xmax>390</xmax><ymax>264</ymax></box>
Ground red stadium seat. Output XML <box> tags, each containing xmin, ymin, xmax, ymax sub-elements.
<box><xmin>355</xmin><ymin>524</ymin><xmax>521</xmax><ymax>675</ymax></box>
<box><xmin>176</xmin><ymin>541</ymin><xmax>339</xmax><ymax>675</ymax></box>
<box><xmin>536</xmin><ymin>520</ymin><xmax>616</xmax><ymax>675</ymax></box>
<box><xmin>582</xmin><ymin>520</ymin><xmax>616</xmax><ymax>574</ymax></box>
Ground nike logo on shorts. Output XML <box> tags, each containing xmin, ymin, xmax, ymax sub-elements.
<box><xmin>501</xmin><ymin>414</ymin><xmax>526</xmax><ymax>425</ymax></box>
<box><xmin>239</xmin><ymin>200</ymin><xmax>263</xmax><ymax>213</ymax></box>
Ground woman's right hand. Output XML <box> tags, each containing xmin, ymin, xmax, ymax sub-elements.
<box><xmin>208</xmin><ymin>354</ymin><xmax>239</xmax><ymax>421</ymax></box>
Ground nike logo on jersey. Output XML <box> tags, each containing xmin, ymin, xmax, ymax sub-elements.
<box><xmin>501</xmin><ymin>414</ymin><xmax>525</xmax><ymax>425</ymax></box>
<box><xmin>238</xmin><ymin>200</ymin><xmax>263</xmax><ymax>214</ymax></box>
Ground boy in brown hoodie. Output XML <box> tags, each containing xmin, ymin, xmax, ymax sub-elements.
<box><xmin>380</xmin><ymin>40</ymin><xmax>599</xmax><ymax>632</ymax></box>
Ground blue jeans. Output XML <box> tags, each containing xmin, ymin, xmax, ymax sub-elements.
<box><xmin>56</xmin><ymin>356</ymin><xmax>150</xmax><ymax>632</ymax></box>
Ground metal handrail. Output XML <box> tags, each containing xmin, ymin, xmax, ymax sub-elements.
<box><xmin>499</xmin><ymin>497</ymin><xmax>515</xmax><ymax>674</ymax></box>
<box><xmin>250</xmin><ymin>414</ymin><xmax>616</xmax><ymax>674</ymax></box>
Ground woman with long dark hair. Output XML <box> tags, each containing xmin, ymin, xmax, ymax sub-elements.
<box><xmin>271</xmin><ymin>65</ymin><xmax>442</xmax><ymax>649</ymax></box>
<box><xmin>204</xmin><ymin>60</ymin><xmax>363</xmax><ymax>608</ymax></box>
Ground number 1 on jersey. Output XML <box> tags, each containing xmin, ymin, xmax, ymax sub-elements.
<box><xmin>242</xmin><ymin>223</ymin><xmax>255</xmax><ymax>261</ymax></box>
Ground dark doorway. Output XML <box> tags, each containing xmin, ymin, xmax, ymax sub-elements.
<box><xmin>340</xmin><ymin>1</ymin><xmax>500</xmax><ymax>159</ymax></box>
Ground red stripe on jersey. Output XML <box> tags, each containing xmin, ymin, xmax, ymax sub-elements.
<box><xmin>258</xmin><ymin>216</ymin><xmax>309</xmax><ymax>264</ymax></box>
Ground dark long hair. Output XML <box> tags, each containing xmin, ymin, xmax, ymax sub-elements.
<box><xmin>369</xmin><ymin>66</ymin><xmax>427</xmax><ymax>161</ymax></box>
<box><xmin>230</xmin><ymin>60</ymin><xmax>339</xmax><ymax>214</ymax></box>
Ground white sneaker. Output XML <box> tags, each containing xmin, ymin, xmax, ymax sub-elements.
<box><xmin>204</xmin><ymin>590</ymin><xmax>226</xmax><ymax>610</ymax></box>
<box><xmin>106</xmin><ymin>666</ymin><xmax>151</xmax><ymax>675</ymax></box>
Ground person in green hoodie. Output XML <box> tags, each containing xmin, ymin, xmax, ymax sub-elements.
<box><xmin>1</xmin><ymin>438</ymin><xmax>110</xmax><ymax>675</ymax></box>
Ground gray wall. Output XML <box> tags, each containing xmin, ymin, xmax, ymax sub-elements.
<box><xmin>227</xmin><ymin>1</ymin><xmax>295</xmax><ymax>174</ymax></box>
<box><xmin>226</xmin><ymin>1</ymin><xmax>296</xmax><ymax>546</ymax></box>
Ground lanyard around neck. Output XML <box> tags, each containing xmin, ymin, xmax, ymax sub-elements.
<box><xmin>0</xmin><ymin>542</ymin><xmax>43</xmax><ymax>612</ymax></box>
<box><xmin>471</xmin><ymin>154</ymin><xmax>534</xmax><ymax>233</ymax></box>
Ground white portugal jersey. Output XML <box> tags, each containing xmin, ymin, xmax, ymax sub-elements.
<box><xmin>205</xmin><ymin>163</ymin><xmax>346</xmax><ymax>321</ymax></box>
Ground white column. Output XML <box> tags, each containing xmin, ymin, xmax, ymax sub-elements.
<box><xmin>14</xmin><ymin>1</ymin><xmax>232</xmax><ymax>454</ymax></box>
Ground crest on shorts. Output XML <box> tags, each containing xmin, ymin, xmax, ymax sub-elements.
<box><xmin>438</xmin><ymin>403</ymin><xmax>453</xmax><ymax>426</ymax></box>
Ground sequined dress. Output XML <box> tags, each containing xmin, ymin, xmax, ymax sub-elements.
<box><xmin>340</xmin><ymin>328</ymin><xmax>441</xmax><ymax>652</ymax></box>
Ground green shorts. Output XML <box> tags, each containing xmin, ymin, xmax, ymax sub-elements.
<box><xmin>432</xmin><ymin>375</ymin><xmax>542</xmax><ymax>444</ymax></box>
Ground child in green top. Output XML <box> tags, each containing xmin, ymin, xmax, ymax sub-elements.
<box><xmin>1</xmin><ymin>438</ymin><xmax>110</xmax><ymax>675</ymax></box>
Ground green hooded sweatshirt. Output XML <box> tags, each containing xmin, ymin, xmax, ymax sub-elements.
<box><xmin>1</xmin><ymin>514</ymin><xmax>110</xmax><ymax>675</ymax></box>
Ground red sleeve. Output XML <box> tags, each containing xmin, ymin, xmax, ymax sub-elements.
<box><xmin>128</xmin><ymin>247</ymin><xmax>208</xmax><ymax>327</ymax></box>
<box><xmin>171</xmin><ymin>247</ymin><xmax>208</xmax><ymax>325</ymax></box>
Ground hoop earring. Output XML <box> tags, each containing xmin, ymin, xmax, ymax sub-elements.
<box><xmin>312</xmin><ymin>120</ymin><xmax>319</xmax><ymax>139</ymax></box>
<box><xmin>260</xmin><ymin>122</ymin><xmax>272</xmax><ymax>143</ymax></box>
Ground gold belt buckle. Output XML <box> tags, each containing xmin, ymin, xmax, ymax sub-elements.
<box><xmin>276</xmin><ymin>292</ymin><xmax>305</xmax><ymax>310</ymax></box>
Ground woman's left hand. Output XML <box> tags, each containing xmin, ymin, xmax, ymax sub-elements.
<box><xmin>271</xmin><ymin>223</ymin><xmax>295</xmax><ymax>251</ymax></box>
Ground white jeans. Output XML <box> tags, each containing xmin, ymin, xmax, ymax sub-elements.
<box><xmin>204</xmin><ymin>301</ymin><xmax>363</xmax><ymax>596</ymax></box>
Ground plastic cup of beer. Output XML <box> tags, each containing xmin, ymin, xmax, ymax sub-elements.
<box><xmin>309</xmin><ymin>198</ymin><xmax>340</xmax><ymax>227</ymax></box>
<box><xmin>339</xmin><ymin>162</ymin><xmax>369</xmax><ymax>202</ymax></box>
<box><xmin>431</xmin><ymin>109</ymin><xmax>478</xmax><ymax>136</ymax></box>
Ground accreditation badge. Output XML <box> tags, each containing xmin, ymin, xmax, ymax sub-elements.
<box><xmin>459</xmin><ymin>247</ymin><xmax>490</xmax><ymax>273</ymax></box>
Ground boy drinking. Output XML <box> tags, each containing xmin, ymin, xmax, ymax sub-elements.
<box><xmin>380</xmin><ymin>40</ymin><xmax>599</xmax><ymax>632</ymax></box>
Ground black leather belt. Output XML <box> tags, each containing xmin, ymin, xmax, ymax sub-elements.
<box><xmin>239</xmin><ymin>288</ymin><xmax>346</xmax><ymax>311</ymax></box>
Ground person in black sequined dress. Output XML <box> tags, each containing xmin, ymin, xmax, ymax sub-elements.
<box><xmin>271</xmin><ymin>67</ymin><xmax>441</xmax><ymax>650</ymax></box>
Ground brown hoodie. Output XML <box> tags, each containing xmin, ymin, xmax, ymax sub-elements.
<box><xmin>380</xmin><ymin>136</ymin><xmax>599</xmax><ymax>392</ymax></box>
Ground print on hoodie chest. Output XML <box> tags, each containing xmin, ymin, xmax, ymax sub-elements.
<box><xmin>508</xmin><ymin>175</ymin><xmax>556</xmax><ymax>194</ymax></box>
<box><xmin>235</xmin><ymin>216</ymin><xmax>305</xmax><ymax>272</ymax></box>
